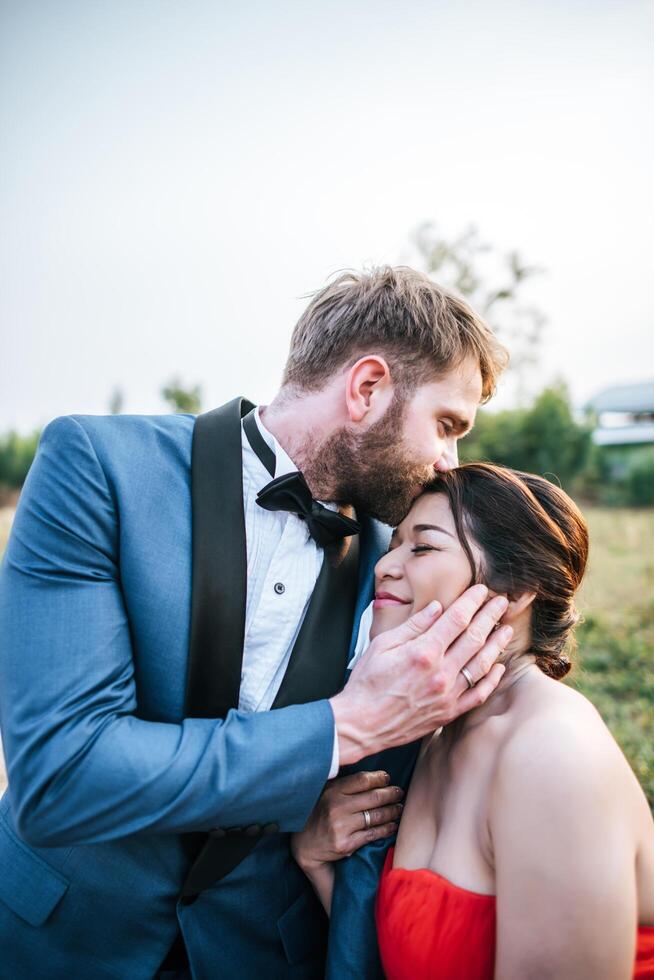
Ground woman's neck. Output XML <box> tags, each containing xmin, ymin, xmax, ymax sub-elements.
<box><xmin>460</xmin><ymin>652</ymin><xmax>541</xmax><ymax>733</ymax></box>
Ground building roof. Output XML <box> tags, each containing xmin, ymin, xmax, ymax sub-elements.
<box><xmin>587</xmin><ymin>380</ymin><xmax>654</xmax><ymax>415</ymax></box>
<box><xmin>593</xmin><ymin>423</ymin><xmax>654</xmax><ymax>447</ymax></box>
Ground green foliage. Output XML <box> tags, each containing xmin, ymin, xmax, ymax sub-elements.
<box><xmin>627</xmin><ymin>451</ymin><xmax>654</xmax><ymax>507</ymax></box>
<box><xmin>161</xmin><ymin>378</ymin><xmax>203</xmax><ymax>415</ymax></box>
<box><xmin>0</xmin><ymin>430</ymin><xmax>41</xmax><ymax>490</ymax></box>
<box><xmin>580</xmin><ymin>445</ymin><xmax>654</xmax><ymax>507</ymax></box>
<box><xmin>460</xmin><ymin>383</ymin><xmax>592</xmax><ymax>489</ymax></box>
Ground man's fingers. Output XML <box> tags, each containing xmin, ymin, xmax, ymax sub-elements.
<box><xmin>414</xmin><ymin>584</ymin><xmax>491</xmax><ymax>657</ymax></box>
<box><xmin>444</xmin><ymin>596</ymin><xmax>510</xmax><ymax>675</ymax></box>
<box><xmin>450</xmin><ymin>623</ymin><xmax>513</xmax><ymax>694</ymax></box>
<box><xmin>453</xmin><ymin>662</ymin><xmax>506</xmax><ymax>715</ymax></box>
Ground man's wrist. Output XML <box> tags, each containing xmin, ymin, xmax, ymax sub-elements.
<box><xmin>329</xmin><ymin>691</ymin><xmax>374</xmax><ymax>766</ymax></box>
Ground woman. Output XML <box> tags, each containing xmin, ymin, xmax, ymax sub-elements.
<box><xmin>292</xmin><ymin>463</ymin><xmax>654</xmax><ymax>978</ymax></box>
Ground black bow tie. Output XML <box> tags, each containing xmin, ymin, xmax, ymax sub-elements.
<box><xmin>243</xmin><ymin>408</ymin><xmax>361</xmax><ymax>548</ymax></box>
<box><xmin>256</xmin><ymin>471</ymin><xmax>361</xmax><ymax>548</ymax></box>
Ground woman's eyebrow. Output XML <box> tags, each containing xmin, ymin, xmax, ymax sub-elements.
<box><xmin>413</xmin><ymin>523</ymin><xmax>456</xmax><ymax>538</ymax></box>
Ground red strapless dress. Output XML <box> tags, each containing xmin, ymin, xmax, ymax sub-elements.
<box><xmin>376</xmin><ymin>847</ymin><xmax>654</xmax><ymax>979</ymax></box>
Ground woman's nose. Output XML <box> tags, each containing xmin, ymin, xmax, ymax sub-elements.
<box><xmin>375</xmin><ymin>551</ymin><xmax>404</xmax><ymax>579</ymax></box>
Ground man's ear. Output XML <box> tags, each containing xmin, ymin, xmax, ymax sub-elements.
<box><xmin>345</xmin><ymin>356</ymin><xmax>393</xmax><ymax>422</ymax></box>
<box><xmin>504</xmin><ymin>591</ymin><xmax>537</xmax><ymax>621</ymax></box>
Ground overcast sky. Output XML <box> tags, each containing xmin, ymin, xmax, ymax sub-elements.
<box><xmin>1</xmin><ymin>0</ymin><xmax>652</xmax><ymax>432</ymax></box>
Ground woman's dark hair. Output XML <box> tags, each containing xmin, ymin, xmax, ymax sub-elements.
<box><xmin>426</xmin><ymin>463</ymin><xmax>589</xmax><ymax>679</ymax></box>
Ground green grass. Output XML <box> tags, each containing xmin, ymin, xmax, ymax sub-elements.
<box><xmin>572</xmin><ymin>508</ymin><xmax>654</xmax><ymax>809</ymax></box>
<box><xmin>1</xmin><ymin>505</ymin><xmax>652</xmax><ymax>807</ymax></box>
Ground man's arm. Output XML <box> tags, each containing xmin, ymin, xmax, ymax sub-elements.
<box><xmin>0</xmin><ymin>417</ymin><xmax>335</xmax><ymax>847</ymax></box>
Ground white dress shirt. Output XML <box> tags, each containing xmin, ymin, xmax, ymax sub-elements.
<box><xmin>347</xmin><ymin>600</ymin><xmax>374</xmax><ymax>670</ymax></box>
<box><xmin>239</xmin><ymin>407</ymin><xmax>340</xmax><ymax>777</ymax></box>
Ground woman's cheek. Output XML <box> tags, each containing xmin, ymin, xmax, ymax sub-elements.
<box><xmin>370</xmin><ymin>605</ymin><xmax>411</xmax><ymax>639</ymax></box>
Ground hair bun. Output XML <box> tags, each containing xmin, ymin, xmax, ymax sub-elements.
<box><xmin>537</xmin><ymin>654</ymin><xmax>572</xmax><ymax>680</ymax></box>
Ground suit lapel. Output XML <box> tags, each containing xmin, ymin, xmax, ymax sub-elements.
<box><xmin>184</xmin><ymin>396</ymin><xmax>254</xmax><ymax>720</ymax></box>
<box><xmin>272</xmin><ymin>531</ymin><xmax>360</xmax><ymax>710</ymax></box>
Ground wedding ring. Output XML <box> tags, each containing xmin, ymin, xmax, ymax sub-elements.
<box><xmin>460</xmin><ymin>665</ymin><xmax>475</xmax><ymax>690</ymax></box>
<box><xmin>362</xmin><ymin>809</ymin><xmax>372</xmax><ymax>830</ymax></box>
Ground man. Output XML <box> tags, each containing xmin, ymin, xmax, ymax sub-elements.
<box><xmin>0</xmin><ymin>267</ymin><xmax>508</xmax><ymax>979</ymax></box>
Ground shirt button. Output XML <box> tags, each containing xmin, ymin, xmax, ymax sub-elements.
<box><xmin>273</xmin><ymin>582</ymin><xmax>286</xmax><ymax>595</ymax></box>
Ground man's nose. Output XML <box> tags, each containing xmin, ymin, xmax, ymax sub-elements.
<box><xmin>434</xmin><ymin>441</ymin><xmax>459</xmax><ymax>473</ymax></box>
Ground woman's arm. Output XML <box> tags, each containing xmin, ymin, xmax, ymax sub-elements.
<box><xmin>490</xmin><ymin>713</ymin><xmax>637</xmax><ymax>980</ymax></box>
<box><xmin>291</xmin><ymin>770</ymin><xmax>403</xmax><ymax>914</ymax></box>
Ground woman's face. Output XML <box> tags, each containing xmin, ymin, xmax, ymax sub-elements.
<box><xmin>370</xmin><ymin>492</ymin><xmax>482</xmax><ymax>640</ymax></box>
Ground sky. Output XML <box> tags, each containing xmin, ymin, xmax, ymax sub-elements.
<box><xmin>1</xmin><ymin>0</ymin><xmax>653</xmax><ymax>431</ymax></box>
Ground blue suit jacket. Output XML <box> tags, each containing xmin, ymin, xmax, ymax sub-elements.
<box><xmin>0</xmin><ymin>411</ymin><xmax>391</xmax><ymax>979</ymax></box>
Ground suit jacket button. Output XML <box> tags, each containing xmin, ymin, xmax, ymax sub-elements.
<box><xmin>262</xmin><ymin>822</ymin><xmax>279</xmax><ymax>835</ymax></box>
<box><xmin>244</xmin><ymin>823</ymin><xmax>262</xmax><ymax>837</ymax></box>
<box><xmin>209</xmin><ymin>828</ymin><xmax>226</xmax><ymax>838</ymax></box>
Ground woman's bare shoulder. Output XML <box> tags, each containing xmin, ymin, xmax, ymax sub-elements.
<box><xmin>490</xmin><ymin>677</ymin><xmax>646</xmax><ymax>826</ymax></box>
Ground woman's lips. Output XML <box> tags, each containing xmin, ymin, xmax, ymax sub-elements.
<box><xmin>373</xmin><ymin>592</ymin><xmax>412</xmax><ymax>609</ymax></box>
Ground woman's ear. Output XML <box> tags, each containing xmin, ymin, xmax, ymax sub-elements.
<box><xmin>504</xmin><ymin>591</ymin><xmax>537</xmax><ymax>621</ymax></box>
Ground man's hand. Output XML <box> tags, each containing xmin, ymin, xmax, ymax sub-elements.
<box><xmin>330</xmin><ymin>584</ymin><xmax>512</xmax><ymax>765</ymax></box>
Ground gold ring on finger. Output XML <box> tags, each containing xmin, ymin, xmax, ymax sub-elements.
<box><xmin>460</xmin><ymin>665</ymin><xmax>475</xmax><ymax>690</ymax></box>
<box><xmin>362</xmin><ymin>809</ymin><xmax>372</xmax><ymax>830</ymax></box>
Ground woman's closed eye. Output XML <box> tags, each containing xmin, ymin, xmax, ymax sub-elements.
<box><xmin>411</xmin><ymin>544</ymin><xmax>442</xmax><ymax>554</ymax></box>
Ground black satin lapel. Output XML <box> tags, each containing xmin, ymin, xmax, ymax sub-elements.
<box><xmin>185</xmin><ymin>397</ymin><xmax>254</xmax><ymax>719</ymax></box>
<box><xmin>273</xmin><ymin>531</ymin><xmax>360</xmax><ymax>710</ymax></box>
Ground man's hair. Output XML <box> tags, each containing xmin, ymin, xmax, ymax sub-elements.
<box><xmin>282</xmin><ymin>266</ymin><xmax>508</xmax><ymax>402</ymax></box>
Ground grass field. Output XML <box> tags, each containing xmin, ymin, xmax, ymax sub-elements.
<box><xmin>572</xmin><ymin>507</ymin><xmax>654</xmax><ymax>809</ymax></box>
<box><xmin>0</xmin><ymin>505</ymin><xmax>652</xmax><ymax>807</ymax></box>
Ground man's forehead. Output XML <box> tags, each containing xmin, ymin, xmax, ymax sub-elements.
<box><xmin>413</xmin><ymin>367</ymin><xmax>482</xmax><ymax>414</ymax></box>
<box><xmin>427</xmin><ymin>360</ymin><xmax>483</xmax><ymax>400</ymax></box>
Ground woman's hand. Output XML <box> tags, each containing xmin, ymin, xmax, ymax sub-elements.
<box><xmin>291</xmin><ymin>769</ymin><xmax>403</xmax><ymax>874</ymax></box>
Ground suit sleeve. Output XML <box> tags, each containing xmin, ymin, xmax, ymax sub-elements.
<box><xmin>0</xmin><ymin>416</ymin><xmax>334</xmax><ymax>847</ymax></box>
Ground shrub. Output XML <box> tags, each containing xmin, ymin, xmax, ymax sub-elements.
<box><xmin>627</xmin><ymin>451</ymin><xmax>654</xmax><ymax>506</ymax></box>
<box><xmin>460</xmin><ymin>383</ymin><xmax>592</xmax><ymax>489</ymax></box>
<box><xmin>0</xmin><ymin>431</ymin><xmax>40</xmax><ymax>491</ymax></box>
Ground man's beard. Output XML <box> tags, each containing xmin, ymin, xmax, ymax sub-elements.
<box><xmin>302</xmin><ymin>393</ymin><xmax>436</xmax><ymax>527</ymax></box>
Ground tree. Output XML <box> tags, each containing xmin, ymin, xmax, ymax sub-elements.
<box><xmin>460</xmin><ymin>383</ymin><xmax>592</xmax><ymax>490</ymax></box>
<box><xmin>0</xmin><ymin>431</ymin><xmax>41</xmax><ymax>491</ymax></box>
<box><xmin>108</xmin><ymin>387</ymin><xmax>124</xmax><ymax>415</ymax></box>
<box><xmin>409</xmin><ymin>222</ymin><xmax>546</xmax><ymax>396</ymax></box>
<box><xmin>161</xmin><ymin>378</ymin><xmax>203</xmax><ymax>415</ymax></box>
